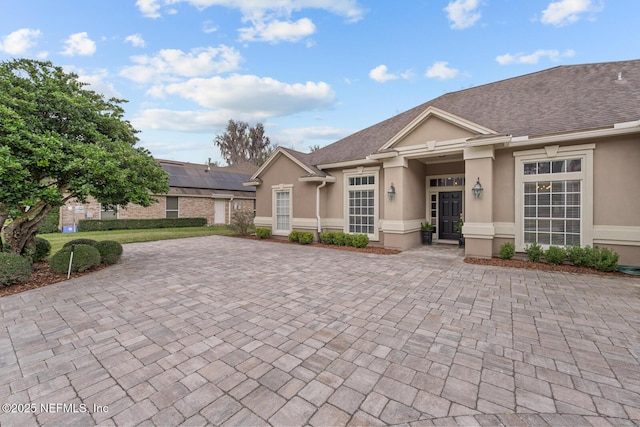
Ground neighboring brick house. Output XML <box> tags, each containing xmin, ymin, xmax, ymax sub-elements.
<box><xmin>60</xmin><ymin>159</ymin><xmax>257</xmax><ymax>230</ymax></box>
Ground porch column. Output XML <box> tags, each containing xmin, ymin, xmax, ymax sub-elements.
<box><xmin>463</xmin><ymin>146</ymin><xmax>495</xmax><ymax>258</ymax></box>
<box><xmin>381</xmin><ymin>156</ymin><xmax>421</xmax><ymax>250</ymax></box>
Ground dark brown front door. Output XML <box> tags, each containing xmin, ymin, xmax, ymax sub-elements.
<box><xmin>439</xmin><ymin>191</ymin><xmax>462</xmax><ymax>240</ymax></box>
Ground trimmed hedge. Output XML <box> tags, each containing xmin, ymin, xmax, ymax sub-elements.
<box><xmin>319</xmin><ymin>231</ymin><xmax>369</xmax><ymax>248</ymax></box>
<box><xmin>50</xmin><ymin>244</ymin><xmax>101</xmax><ymax>273</ymax></box>
<box><xmin>33</xmin><ymin>237</ymin><xmax>52</xmax><ymax>262</ymax></box>
<box><xmin>78</xmin><ymin>217</ymin><xmax>207</xmax><ymax>231</ymax></box>
<box><xmin>94</xmin><ymin>241</ymin><xmax>123</xmax><ymax>265</ymax></box>
<box><xmin>288</xmin><ymin>230</ymin><xmax>314</xmax><ymax>245</ymax></box>
<box><xmin>499</xmin><ymin>242</ymin><xmax>515</xmax><ymax>260</ymax></box>
<box><xmin>544</xmin><ymin>246</ymin><xmax>566</xmax><ymax>265</ymax></box>
<box><xmin>256</xmin><ymin>228</ymin><xmax>271</xmax><ymax>239</ymax></box>
<box><xmin>63</xmin><ymin>238</ymin><xmax>98</xmax><ymax>248</ymax></box>
<box><xmin>0</xmin><ymin>253</ymin><xmax>32</xmax><ymax>287</ymax></box>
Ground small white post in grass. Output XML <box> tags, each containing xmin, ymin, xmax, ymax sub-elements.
<box><xmin>67</xmin><ymin>244</ymin><xmax>75</xmax><ymax>279</ymax></box>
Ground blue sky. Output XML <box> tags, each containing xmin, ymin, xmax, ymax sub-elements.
<box><xmin>2</xmin><ymin>0</ymin><xmax>639</xmax><ymax>165</ymax></box>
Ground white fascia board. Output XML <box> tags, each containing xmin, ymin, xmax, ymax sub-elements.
<box><xmin>298</xmin><ymin>176</ymin><xmax>337</xmax><ymax>183</ymax></box>
<box><xmin>243</xmin><ymin>181</ymin><xmax>261</xmax><ymax>187</ymax></box>
<box><xmin>507</xmin><ymin>124</ymin><xmax>640</xmax><ymax>149</ymax></box>
<box><xmin>367</xmin><ymin>151</ymin><xmax>398</xmax><ymax>160</ymax></box>
<box><xmin>316</xmin><ymin>158</ymin><xmax>379</xmax><ymax>170</ymax></box>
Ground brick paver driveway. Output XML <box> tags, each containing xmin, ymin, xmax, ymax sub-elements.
<box><xmin>1</xmin><ymin>236</ymin><xmax>639</xmax><ymax>426</ymax></box>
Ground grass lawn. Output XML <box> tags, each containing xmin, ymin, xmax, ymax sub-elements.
<box><xmin>39</xmin><ymin>226</ymin><xmax>241</xmax><ymax>256</ymax></box>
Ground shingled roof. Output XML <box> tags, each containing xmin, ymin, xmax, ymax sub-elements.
<box><xmin>305</xmin><ymin>59</ymin><xmax>640</xmax><ymax>166</ymax></box>
<box><xmin>159</xmin><ymin>160</ymin><xmax>255</xmax><ymax>193</ymax></box>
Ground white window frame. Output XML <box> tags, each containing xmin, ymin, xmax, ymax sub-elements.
<box><xmin>426</xmin><ymin>175</ymin><xmax>466</xmax><ymax>241</ymax></box>
<box><xmin>514</xmin><ymin>144</ymin><xmax>594</xmax><ymax>251</ymax></box>
<box><xmin>166</xmin><ymin>196</ymin><xmax>179</xmax><ymax>218</ymax></box>
<box><xmin>272</xmin><ymin>184</ymin><xmax>293</xmax><ymax>236</ymax></box>
<box><xmin>344</xmin><ymin>167</ymin><xmax>379</xmax><ymax>240</ymax></box>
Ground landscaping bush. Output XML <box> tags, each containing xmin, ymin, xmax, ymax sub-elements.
<box><xmin>93</xmin><ymin>241</ymin><xmax>123</xmax><ymax>265</ymax></box>
<box><xmin>230</xmin><ymin>210</ymin><xmax>254</xmax><ymax>236</ymax></box>
<box><xmin>319</xmin><ymin>232</ymin><xmax>336</xmax><ymax>245</ymax></box>
<box><xmin>297</xmin><ymin>232</ymin><xmax>314</xmax><ymax>245</ymax></box>
<box><xmin>333</xmin><ymin>232</ymin><xmax>347</xmax><ymax>246</ymax></box>
<box><xmin>50</xmin><ymin>244</ymin><xmax>101</xmax><ymax>273</ymax></box>
<box><xmin>78</xmin><ymin>217</ymin><xmax>207</xmax><ymax>231</ymax></box>
<box><xmin>33</xmin><ymin>237</ymin><xmax>51</xmax><ymax>262</ymax></box>
<box><xmin>0</xmin><ymin>253</ymin><xmax>32</xmax><ymax>287</ymax></box>
<box><xmin>499</xmin><ymin>242</ymin><xmax>515</xmax><ymax>260</ymax></box>
<box><xmin>351</xmin><ymin>234</ymin><xmax>369</xmax><ymax>248</ymax></box>
<box><xmin>544</xmin><ymin>245</ymin><xmax>566</xmax><ymax>265</ymax></box>
<box><xmin>63</xmin><ymin>238</ymin><xmax>98</xmax><ymax>248</ymax></box>
<box><xmin>592</xmin><ymin>246</ymin><xmax>619</xmax><ymax>272</ymax></box>
<box><xmin>256</xmin><ymin>228</ymin><xmax>271</xmax><ymax>239</ymax></box>
<box><xmin>344</xmin><ymin>234</ymin><xmax>355</xmax><ymax>247</ymax></box>
<box><xmin>525</xmin><ymin>242</ymin><xmax>544</xmax><ymax>262</ymax></box>
<box><xmin>288</xmin><ymin>230</ymin><xmax>301</xmax><ymax>242</ymax></box>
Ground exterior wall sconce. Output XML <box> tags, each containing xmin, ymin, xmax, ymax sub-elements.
<box><xmin>388</xmin><ymin>183</ymin><xmax>396</xmax><ymax>201</ymax></box>
<box><xmin>472</xmin><ymin>177</ymin><xmax>483</xmax><ymax>199</ymax></box>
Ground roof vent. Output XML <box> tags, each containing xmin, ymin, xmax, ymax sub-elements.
<box><xmin>617</xmin><ymin>72</ymin><xmax>623</xmax><ymax>81</ymax></box>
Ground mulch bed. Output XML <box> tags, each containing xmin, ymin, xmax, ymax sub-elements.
<box><xmin>0</xmin><ymin>261</ymin><xmax>108</xmax><ymax>298</ymax></box>
<box><xmin>464</xmin><ymin>256</ymin><xmax>627</xmax><ymax>277</ymax></box>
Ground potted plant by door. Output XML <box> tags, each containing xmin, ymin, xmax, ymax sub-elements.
<box><xmin>420</xmin><ymin>221</ymin><xmax>434</xmax><ymax>245</ymax></box>
<box><xmin>455</xmin><ymin>215</ymin><xmax>464</xmax><ymax>248</ymax></box>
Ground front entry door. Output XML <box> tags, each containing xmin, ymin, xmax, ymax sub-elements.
<box><xmin>214</xmin><ymin>200</ymin><xmax>226</xmax><ymax>224</ymax></box>
<box><xmin>439</xmin><ymin>191</ymin><xmax>462</xmax><ymax>240</ymax></box>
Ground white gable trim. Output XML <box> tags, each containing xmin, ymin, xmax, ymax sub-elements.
<box><xmin>380</xmin><ymin>106</ymin><xmax>496</xmax><ymax>151</ymax></box>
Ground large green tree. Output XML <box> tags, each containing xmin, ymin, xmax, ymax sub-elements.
<box><xmin>0</xmin><ymin>59</ymin><xmax>169</xmax><ymax>256</ymax></box>
<box><xmin>214</xmin><ymin>119</ymin><xmax>274</xmax><ymax>166</ymax></box>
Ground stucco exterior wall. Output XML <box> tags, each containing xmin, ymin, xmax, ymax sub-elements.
<box><xmin>425</xmin><ymin>160</ymin><xmax>464</xmax><ymax>176</ymax></box>
<box><xmin>255</xmin><ymin>154</ymin><xmax>310</xmax><ymax>218</ymax></box>
<box><xmin>593</xmin><ymin>136</ymin><xmax>640</xmax><ymax>226</ymax></box>
<box><xmin>394</xmin><ymin>116</ymin><xmax>475</xmax><ymax>148</ymax></box>
<box><xmin>404</xmin><ymin>160</ymin><xmax>427</xmax><ymax>220</ymax></box>
<box><xmin>493</xmin><ymin>149</ymin><xmax>515</xmax><ymax>223</ymax></box>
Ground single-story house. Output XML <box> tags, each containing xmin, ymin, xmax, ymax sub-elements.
<box><xmin>246</xmin><ymin>59</ymin><xmax>640</xmax><ymax>266</ymax></box>
<box><xmin>60</xmin><ymin>159</ymin><xmax>257</xmax><ymax>230</ymax></box>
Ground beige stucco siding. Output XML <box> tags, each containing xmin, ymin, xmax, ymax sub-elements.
<box><xmin>404</xmin><ymin>160</ymin><xmax>427</xmax><ymax>219</ymax></box>
<box><xmin>593</xmin><ymin>136</ymin><xmax>640</xmax><ymax>226</ymax></box>
<box><xmin>320</xmin><ymin>168</ymin><xmax>344</xmax><ymax>219</ymax></box>
<box><xmin>425</xmin><ymin>160</ymin><xmax>464</xmax><ymax>176</ymax></box>
<box><xmin>394</xmin><ymin>116</ymin><xmax>476</xmax><ymax>148</ymax></box>
<box><xmin>493</xmin><ymin>149</ymin><xmax>515</xmax><ymax>223</ymax></box>
<box><xmin>256</xmin><ymin>153</ymin><xmax>317</xmax><ymax>219</ymax></box>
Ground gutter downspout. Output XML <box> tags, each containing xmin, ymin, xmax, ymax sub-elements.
<box><xmin>316</xmin><ymin>180</ymin><xmax>327</xmax><ymax>233</ymax></box>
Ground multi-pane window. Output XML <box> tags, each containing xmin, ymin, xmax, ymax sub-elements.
<box><xmin>522</xmin><ymin>157</ymin><xmax>582</xmax><ymax>246</ymax></box>
<box><xmin>275</xmin><ymin>191</ymin><xmax>290</xmax><ymax>231</ymax></box>
<box><xmin>348</xmin><ymin>175</ymin><xmax>375</xmax><ymax>235</ymax></box>
<box><xmin>524</xmin><ymin>180</ymin><xmax>581</xmax><ymax>246</ymax></box>
<box><xmin>166</xmin><ymin>196</ymin><xmax>179</xmax><ymax>218</ymax></box>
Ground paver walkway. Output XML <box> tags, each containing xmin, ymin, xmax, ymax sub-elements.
<box><xmin>1</xmin><ymin>236</ymin><xmax>639</xmax><ymax>426</ymax></box>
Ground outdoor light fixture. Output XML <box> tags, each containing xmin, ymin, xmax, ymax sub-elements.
<box><xmin>388</xmin><ymin>183</ymin><xmax>396</xmax><ymax>201</ymax></box>
<box><xmin>472</xmin><ymin>177</ymin><xmax>483</xmax><ymax>199</ymax></box>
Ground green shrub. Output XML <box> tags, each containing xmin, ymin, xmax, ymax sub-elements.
<box><xmin>288</xmin><ymin>230</ymin><xmax>300</xmax><ymax>242</ymax></box>
<box><xmin>50</xmin><ymin>244</ymin><xmax>101</xmax><ymax>273</ymax></box>
<box><xmin>0</xmin><ymin>253</ymin><xmax>32</xmax><ymax>287</ymax></box>
<box><xmin>78</xmin><ymin>217</ymin><xmax>207</xmax><ymax>231</ymax></box>
<box><xmin>344</xmin><ymin>234</ymin><xmax>355</xmax><ymax>247</ymax></box>
<box><xmin>566</xmin><ymin>245</ymin><xmax>595</xmax><ymax>267</ymax></box>
<box><xmin>256</xmin><ymin>228</ymin><xmax>271</xmax><ymax>239</ymax></box>
<box><xmin>499</xmin><ymin>242</ymin><xmax>515</xmax><ymax>260</ymax></box>
<box><xmin>38</xmin><ymin>210</ymin><xmax>60</xmax><ymax>233</ymax></box>
<box><xmin>94</xmin><ymin>241</ymin><xmax>123</xmax><ymax>265</ymax></box>
<box><xmin>351</xmin><ymin>234</ymin><xmax>369</xmax><ymax>248</ymax></box>
<box><xmin>33</xmin><ymin>237</ymin><xmax>52</xmax><ymax>262</ymax></box>
<box><xmin>333</xmin><ymin>232</ymin><xmax>347</xmax><ymax>246</ymax></box>
<box><xmin>298</xmin><ymin>232</ymin><xmax>314</xmax><ymax>245</ymax></box>
<box><xmin>592</xmin><ymin>246</ymin><xmax>619</xmax><ymax>272</ymax></box>
<box><xmin>319</xmin><ymin>232</ymin><xmax>335</xmax><ymax>245</ymax></box>
<box><xmin>63</xmin><ymin>238</ymin><xmax>98</xmax><ymax>248</ymax></box>
<box><xmin>544</xmin><ymin>246</ymin><xmax>566</xmax><ymax>265</ymax></box>
<box><xmin>525</xmin><ymin>242</ymin><xmax>544</xmax><ymax>262</ymax></box>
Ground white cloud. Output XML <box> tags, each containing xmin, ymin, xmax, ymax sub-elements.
<box><xmin>133</xmin><ymin>109</ymin><xmax>242</xmax><ymax>132</ymax></box>
<box><xmin>239</xmin><ymin>17</ymin><xmax>316</xmax><ymax>43</ymax></box>
<box><xmin>62</xmin><ymin>32</ymin><xmax>96</xmax><ymax>56</ymax></box>
<box><xmin>496</xmin><ymin>49</ymin><xmax>576</xmax><ymax>65</ymax></box>
<box><xmin>0</xmin><ymin>28</ymin><xmax>41</xmax><ymax>55</ymax></box>
<box><xmin>136</xmin><ymin>0</ymin><xmax>365</xmax><ymax>22</ymax></box>
<box><xmin>203</xmin><ymin>20</ymin><xmax>218</xmax><ymax>33</ymax></box>
<box><xmin>125</xmin><ymin>34</ymin><xmax>146</xmax><ymax>48</ymax></box>
<box><xmin>137</xmin><ymin>0</ymin><xmax>162</xmax><ymax>18</ymax></box>
<box><xmin>158</xmin><ymin>74</ymin><xmax>335</xmax><ymax>114</ymax></box>
<box><xmin>369</xmin><ymin>65</ymin><xmax>398</xmax><ymax>83</ymax></box>
<box><xmin>540</xmin><ymin>0</ymin><xmax>601</xmax><ymax>26</ymax></box>
<box><xmin>120</xmin><ymin>45</ymin><xmax>242</xmax><ymax>83</ymax></box>
<box><xmin>444</xmin><ymin>0</ymin><xmax>481</xmax><ymax>29</ymax></box>
<box><xmin>425</xmin><ymin>62</ymin><xmax>459</xmax><ymax>80</ymax></box>
<box><xmin>368</xmin><ymin>65</ymin><xmax>413</xmax><ymax>83</ymax></box>
<box><xmin>75</xmin><ymin>68</ymin><xmax>122</xmax><ymax>99</ymax></box>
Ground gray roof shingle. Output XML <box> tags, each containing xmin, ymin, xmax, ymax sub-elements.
<box><xmin>305</xmin><ymin>59</ymin><xmax>640</xmax><ymax>166</ymax></box>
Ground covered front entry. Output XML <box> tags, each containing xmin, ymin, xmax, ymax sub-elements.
<box><xmin>438</xmin><ymin>191</ymin><xmax>462</xmax><ymax>240</ymax></box>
